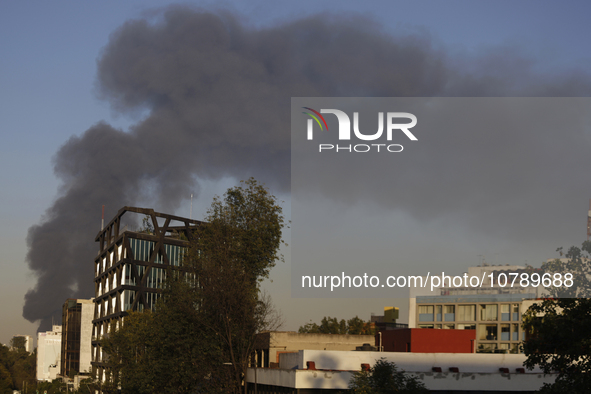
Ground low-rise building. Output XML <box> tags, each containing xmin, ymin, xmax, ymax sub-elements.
<box><xmin>409</xmin><ymin>265</ymin><xmax>544</xmax><ymax>353</ymax></box>
<box><xmin>245</xmin><ymin>349</ymin><xmax>556</xmax><ymax>393</ymax></box>
<box><xmin>254</xmin><ymin>331</ymin><xmax>376</xmax><ymax>368</ymax></box>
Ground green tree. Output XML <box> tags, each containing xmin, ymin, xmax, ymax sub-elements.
<box><xmin>0</xmin><ymin>342</ymin><xmax>36</xmax><ymax>394</ymax></box>
<box><xmin>347</xmin><ymin>316</ymin><xmax>375</xmax><ymax>335</ymax></box>
<box><xmin>539</xmin><ymin>241</ymin><xmax>591</xmax><ymax>298</ymax></box>
<box><xmin>36</xmin><ymin>379</ymin><xmax>67</xmax><ymax>394</ymax></box>
<box><xmin>298</xmin><ymin>316</ymin><xmax>347</xmax><ymax>334</ymax></box>
<box><xmin>0</xmin><ymin>345</ymin><xmax>12</xmax><ymax>394</ymax></box>
<box><xmin>138</xmin><ymin>215</ymin><xmax>155</xmax><ymax>234</ymax></box>
<box><xmin>298</xmin><ymin>316</ymin><xmax>374</xmax><ymax>335</ymax></box>
<box><xmin>348</xmin><ymin>359</ymin><xmax>429</xmax><ymax>394</ymax></box>
<box><xmin>9</xmin><ymin>337</ymin><xmax>26</xmax><ymax>353</ymax></box>
<box><xmin>523</xmin><ymin>298</ymin><xmax>591</xmax><ymax>393</ymax></box>
<box><xmin>187</xmin><ymin>177</ymin><xmax>285</xmax><ymax>393</ymax></box>
<box><xmin>100</xmin><ymin>311</ymin><xmax>156</xmax><ymax>393</ymax></box>
<box><xmin>101</xmin><ymin>178</ymin><xmax>285</xmax><ymax>394</ymax></box>
<box><xmin>522</xmin><ymin>242</ymin><xmax>591</xmax><ymax>393</ymax></box>
<box><xmin>102</xmin><ymin>285</ymin><xmax>233</xmax><ymax>394</ymax></box>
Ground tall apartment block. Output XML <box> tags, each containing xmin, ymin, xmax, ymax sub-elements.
<box><xmin>61</xmin><ymin>298</ymin><xmax>94</xmax><ymax>378</ymax></box>
<box><xmin>92</xmin><ymin>207</ymin><xmax>201</xmax><ymax>382</ymax></box>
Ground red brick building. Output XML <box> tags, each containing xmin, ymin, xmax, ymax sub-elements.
<box><xmin>376</xmin><ymin>328</ymin><xmax>476</xmax><ymax>353</ymax></box>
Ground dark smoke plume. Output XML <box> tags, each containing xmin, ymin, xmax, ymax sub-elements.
<box><xmin>24</xmin><ymin>6</ymin><xmax>591</xmax><ymax>330</ymax></box>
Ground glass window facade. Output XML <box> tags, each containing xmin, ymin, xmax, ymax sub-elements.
<box><xmin>130</xmin><ymin>239</ymin><xmax>155</xmax><ymax>262</ymax></box>
<box><xmin>416</xmin><ymin>298</ymin><xmax>526</xmax><ymax>353</ymax></box>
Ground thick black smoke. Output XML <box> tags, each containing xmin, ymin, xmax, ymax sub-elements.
<box><xmin>24</xmin><ymin>6</ymin><xmax>591</xmax><ymax>330</ymax></box>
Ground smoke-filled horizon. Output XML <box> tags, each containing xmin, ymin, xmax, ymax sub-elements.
<box><xmin>23</xmin><ymin>6</ymin><xmax>591</xmax><ymax>330</ymax></box>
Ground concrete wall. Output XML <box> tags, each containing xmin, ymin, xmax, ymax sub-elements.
<box><xmin>296</xmin><ymin>349</ymin><xmax>544</xmax><ymax>373</ymax></box>
<box><xmin>246</xmin><ymin>367</ymin><xmax>354</xmax><ymax>390</ymax></box>
<box><xmin>412</xmin><ymin>328</ymin><xmax>475</xmax><ymax>353</ymax></box>
<box><xmin>80</xmin><ymin>299</ymin><xmax>94</xmax><ymax>373</ymax></box>
<box><xmin>258</xmin><ymin>332</ymin><xmax>374</xmax><ymax>365</ymax></box>
<box><xmin>246</xmin><ymin>367</ymin><xmax>556</xmax><ymax>392</ymax></box>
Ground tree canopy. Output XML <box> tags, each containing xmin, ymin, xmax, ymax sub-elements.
<box><xmin>0</xmin><ymin>343</ymin><xmax>36</xmax><ymax>394</ymax></box>
<box><xmin>522</xmin><ymin>242</ymin><xmax>591</xmax><ymax>393</ymax></box>
<box><xmin>348</xmin><ymin>358</ymin><xmax>429</xmax><ymax>394</ymax></box>
<box><xmin>299</xmin><ymin>316</ymin><xmax>375</xmax><ymax>335</ymax></box>
<box><xmin>523</xmin><ymin>298</ymin><xmax>591</xmax><ymax>393</ymax></box>
<box><xmin>538</xmin><ymin>241</ymin><xmax>591</xmax><ymax>298</ymax></box>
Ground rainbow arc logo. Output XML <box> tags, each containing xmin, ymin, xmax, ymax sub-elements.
<box><xmin>302</xmin><ymin>107</ymin><xmax>328</xmax><ymax>139</ymax></box>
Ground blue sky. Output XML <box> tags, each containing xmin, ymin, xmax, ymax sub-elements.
<box><xmin>1</xmin><ymin>0</ymin><xmax>591</xmax><ymax>345</ymax></box>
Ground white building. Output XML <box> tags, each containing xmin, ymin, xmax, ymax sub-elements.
<box><xmin>37</xmin><ymin>325</ymin><xmax>62</xmax><ymax>381</ymax></box>
<box><xmin>245</xmin><ymin>349</ymin><xmax>556</xmax><ymax>393</ymax></box>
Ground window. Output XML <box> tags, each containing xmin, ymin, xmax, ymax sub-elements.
<box><xmin>480</xmin><ymin>304</ymin><xmax>498</xmax><ymax>321</ymax></box>
<box><xmin>478</xmin><ymin>324</ymin><xmax>498</xmax><ymax>341</ymax></box>
<box><xmin>443</xmin><ymin>324</ymin><xmax>455</xmax><ymax>329</ymax></box>
<box><xmin>501</xmin><ymin>304</ymin><xmax>510</xmax><ymax>321</ymax></box>
<box><xmin>444</xmin><ymin>305</ymin><xmax>455</xmax><ymax>321</ymax></box>
<box><xmin>418</xmin><ymin>324</ymin><xmax>434</xmax><ymax>328</ymax></box>
<box><xmin>458</xmin><ymin>305</ymin><xmax>476</xmax><ymax>321</ymax></box>
<box><xmin>123</xmin><ymin>290</ymin><xmax>135</xmax><ymax>311</ymax></box>
<box><xmin>512</xmin><ymin>304</ymin><xmax>520</xmax><ymax>321</ymax></box>
<box><xmin>501</xmin><ymin>324</ymin><xmax>510</xmax><ymax>341</ymax></box>
<box><xmin>129</xmin><ymin>239</ymin><xmax>155</xmax><ymax>262</ymax></box>
<box><xmin>418</xmin><ymin>305</ymin><xmax>434</xmax><ymax>322</ymax></box>
<box><xmin>512</xmin><ymin>323</ymin><xmax>519</xmax><ymax>341</ymax></box>
<box><xmin>458</xmin><ymin>323</ymin><xmax>476</xmax><ymax>330</ymax></box>
<box><xmin>436</xmin><ymin>305</ymin><xmax>442</xmax><ymax>321</ymax></box>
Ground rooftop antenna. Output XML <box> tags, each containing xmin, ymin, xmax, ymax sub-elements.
<box><xmin>101</xmin><ymin>205</ymin><xmax>105</xmax><ymax>230</ymax></box>
<box><xmin>587</xmin><ymin>199</ymin><xmax>591</xmax><ymax>240</ymax></box>
<box><xmin>478</xmin><ymin>254</ymin><xmax>488</xmax><ymax>266</ymax></box>
<box><xmin>190</xmin><ymin>194</ymin><xmax>193</xmax><ymax>220</ymax></box>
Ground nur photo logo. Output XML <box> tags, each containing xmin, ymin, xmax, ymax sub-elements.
<box><xmin>302</xmin><ymin>107</ymin><xmax>418</xmax><ymax>153</ymax></box>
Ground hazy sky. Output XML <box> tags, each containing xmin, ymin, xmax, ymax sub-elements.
<box><xmin>1</xmin><ymin>0</ymin><xmax>591</xmax><ymax>346</ymax></box>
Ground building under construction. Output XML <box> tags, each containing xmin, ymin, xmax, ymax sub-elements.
<box><xmin>91</xmin><ymin>207</ymin><xmax>202</xmax><ymax>383</ymax></box>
